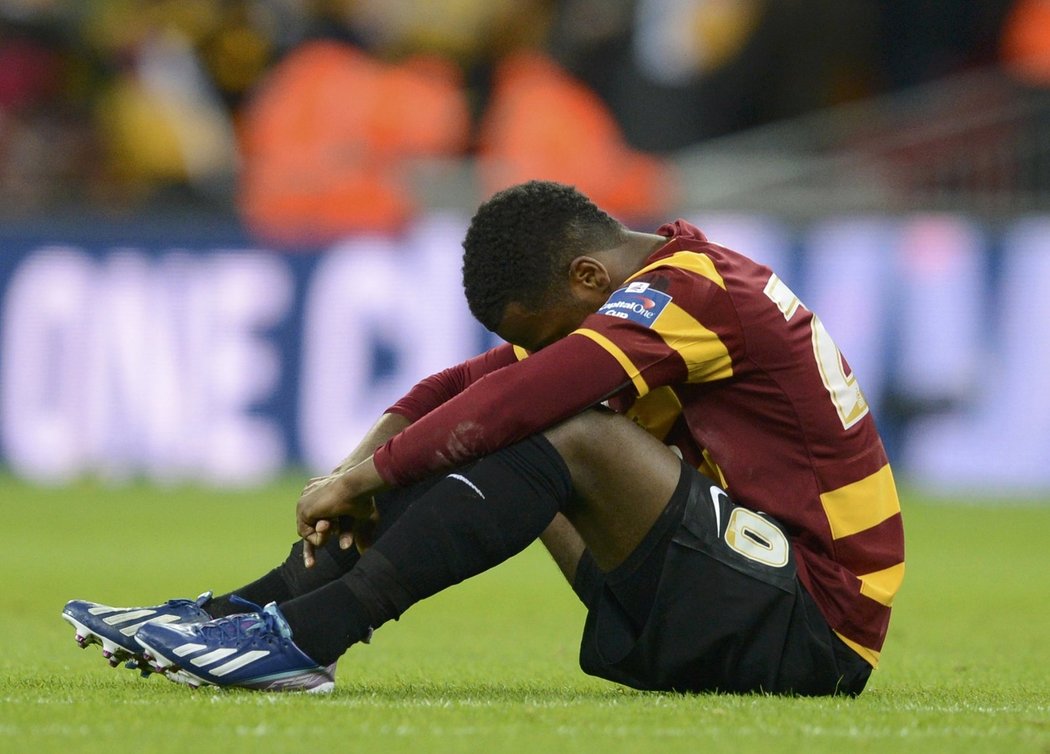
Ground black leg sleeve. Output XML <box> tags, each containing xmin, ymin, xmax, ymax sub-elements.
<box><xmin>204</xmin><ymin>476</ymin><xmax>440</xmax><ymax>617</ymax></box>
<box><xmin>281</xmin><ymin>435</ymin><xmax>572</xmax><ymax>664</ymax></box>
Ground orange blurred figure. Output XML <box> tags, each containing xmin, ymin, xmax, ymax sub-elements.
<box><xmin>479</xmin><ymin>52</ymin><xmax>677</xmax><ymax>223</ymax></box>
<box><xmin>238</xmin><ymin>41</ymin><xmax>470</xmax><ymax>245</ymax></box>
<box><xmin>1001</xmin><ymin>0</ymin><xmax>1050</xmax><ymax>84</ymax></box>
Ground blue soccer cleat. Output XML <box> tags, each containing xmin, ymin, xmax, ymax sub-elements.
<box><xmin>61</xmin><ymin>592</ymin><xmax>213</xmax><ymax>674</ymax></box>
<box><xmin>134</xmin><ymin>601</ymin><xmax>336</xmax><ymax>693</ymax></box>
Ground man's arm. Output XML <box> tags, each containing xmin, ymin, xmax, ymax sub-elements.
<box><xmin>327</xmin><ymin>343</ymin><xmax>517</xmax><ymax>473</ymax></box>
<box><xmin>297</xmin><ymin>272</ymin><xmax>696</xmax><ymax>549</ymax></box>
<box><xmin>297</xmin><ymin>344</ymin><xmax>520</xmax><ymax>562</ymax></box>
<box><xmin>295</xmin><ymin>414</ymin><xmax>406</xmax><ymax>563</ymax></box>
<box><xmin>294</xmin><ymin>335</ymin><xmax>631</xmax><ymax>551</ymax></box>
<box><xmin>330</xmin><ymin>412</ymin><xmax>411</xmax><ymax>473</ymax></box>
<box><xmin>385</xmin><ymin>343</ymin><xmax>520</xmax><ymax>422</ymax></box>
<box><xmin>368</xmin><ymin>263</ymin><xmax>726</xmax><ymax>489</ymax></box>
<box><xmin>373</xmin><ymin>335</ymin><xmax>626</xmax><ymax>486</ymax></box>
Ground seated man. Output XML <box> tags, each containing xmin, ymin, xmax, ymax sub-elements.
<box><xmin>63</xmin><ymin>180</ymin><xmax>904</xmax><ymax>695</ymax></box>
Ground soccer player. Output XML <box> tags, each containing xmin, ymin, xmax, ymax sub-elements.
<box><xmin>63</xmin><ymin>181</ymin><xmax>904</xmax><ymax>695</ymax></box>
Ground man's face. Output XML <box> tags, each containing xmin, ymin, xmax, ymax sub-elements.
<box><xmin>495</xmin><ymin>256</ymin><xmax>615</xmax><ymax>351</ymax></box>
<box><xmin>496</xmin><ymin>298</ymin><xmax>594</xmax><ymax>353</ymax></box>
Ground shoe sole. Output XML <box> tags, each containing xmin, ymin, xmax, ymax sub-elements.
<box><xmin>61</xmin><ymin>612</ymin><xmax>153</xmax><ymax>672</ymax></box>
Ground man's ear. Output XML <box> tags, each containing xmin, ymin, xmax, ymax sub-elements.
<box><xmin>568</xmin><ymin>256</ymin><xmax>611</xmax><ymax>293</ymax></box>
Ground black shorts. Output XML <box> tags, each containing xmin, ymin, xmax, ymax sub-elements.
<box><xmin>573</xmin><ymin>461</ymin><xmax>872</xmax><ymax>696</ymax></box>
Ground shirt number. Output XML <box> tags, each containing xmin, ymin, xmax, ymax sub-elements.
<box><xmin>764</xmin><ymin>274</ymin><xmax>870</xmax><ymax>430</ymax></box>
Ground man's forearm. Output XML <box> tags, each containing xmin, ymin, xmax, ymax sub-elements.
<box><xmin>333</xmin><ymin>346</ymin><xmax>517</xmax><ymax>475</ymax></box>
<box><xmin>331</xmin><ymin>412</ymin><xmax>412</xmax><ymax>474</ymax></box>
<box><xmin>385</xmin><ymin>344</ymin><xmax>519</xmax><ymax>422</ymax></box>
<box><xmin>373</xmin><ymin>335</ymin><xmax>629</xmax><ymax>487</ymax></box>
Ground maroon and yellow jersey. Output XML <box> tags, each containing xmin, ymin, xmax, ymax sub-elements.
<box><xmin>376</xmin><ymin>220</ymin><xmax>904</xmax><ymax>665</ymax></box>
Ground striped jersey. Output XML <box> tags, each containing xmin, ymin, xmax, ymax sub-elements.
<box><xmin>376</xmin><ymin>220</ymin><xmax>905</xmax><ymax>665</ymax></box>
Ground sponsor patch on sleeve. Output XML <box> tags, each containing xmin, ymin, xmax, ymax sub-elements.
<box><xmin>597</xmin><ymin>283</ymin><xmax>672</xmax><ymax>328</ymax></box>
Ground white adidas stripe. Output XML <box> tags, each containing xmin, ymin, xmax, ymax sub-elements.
<box><xmin>87</xmin><ymin>606</ymin><xmax>121</xmax><ymax>616</ymax></box>
<box><xmin>210</xmin><ymin>650</ymin><xmax>270</xmax><ymax>677</ymax></box>
<box><xmin>103</xmin><ymin>609</ymin><xmax>156</xmax><ymax>625</ymax></box>
<box><xmin>190</xmin><ymin>648</ymin><xmax>239</xmax><ymax>667</ymax></box>
<box><xmin>173</xmin><ymin>642</ymin><xmax>208</xmax><ymax>658</ymax></box>
<box><xmin>119</xmin><ymin>613</ymin><xmax>181</xmax><ymax>637</ymax></box>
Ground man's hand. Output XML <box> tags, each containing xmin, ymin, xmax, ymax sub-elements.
<box><xmin>296</xmin><ymin>458</ymin><xmax>388</xmax><ymax>567</ymax></box>
<box><xmin>296</xmin><ymin>475</ymin><xmax>358</xmax><ymax>563</ymax></box>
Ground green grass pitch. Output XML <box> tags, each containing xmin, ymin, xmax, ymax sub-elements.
<box><xmin>1</xmin><ymin>474</ymin><xmax>1047</xmax><ymax>753</ymax></box>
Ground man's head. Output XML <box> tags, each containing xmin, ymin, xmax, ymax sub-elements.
<box><xmin>462</xmin><ymin>181</ymin><xmax>626</xmax><ymax>348</ymax></box>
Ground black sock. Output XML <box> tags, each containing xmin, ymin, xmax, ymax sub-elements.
<box><xmin>278</xmin><ymin>579</ymin><xmax>374</xmax><ymax>664</ymax></box>
<box><xmin>205</xmin><ymin>569</ymin><xmax>293</xmax><ymax>618</ymax></box>
<box><xmin>283</xmin><ymin>435</ymin><xmax>572</xmax><ymax>665</ymax></box>
<box><xmin>204</xmin><ymin>479</ymin><xmax>435</xmax><ymax>618</ymax></box>
<box><xmin>204</xmin><ymin>537</ymin><xmax>358</xmax><ymax>617</ymax></box>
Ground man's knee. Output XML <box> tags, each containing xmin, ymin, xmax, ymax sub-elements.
<box><xmin>542</xmin><ymin>408</ymin><xmax>628</xmax><ymax>463</ymax></box>
<box><xmin>544</xmin><ymin>407</ymin><xmax>671</xmax><ymax>459</ymax></box>
<box><xmin>539</xmin><ymin>408</ymin><xmax>683</xmax><ymax>571</ymax></box>
<box><xmin>542</xmin><ymin>408</ymin><xmax>680</xmax><ymax>489</ymax></box>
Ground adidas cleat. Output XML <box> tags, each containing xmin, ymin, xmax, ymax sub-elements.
<box><xmin>135</xmin><ymin>601</ymin><xmax>336</xmax><ymax>693</ymax></box>
<box><xmin>62</xmin><ymin>592</ymin><xmax>213</xmax><ymax>673</ymax></box>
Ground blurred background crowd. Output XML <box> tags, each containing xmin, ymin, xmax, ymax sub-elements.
<box><xmin>0</xmin><ymin>0</ymin><xmax>1046</xmax><ymax>242</ymax></box>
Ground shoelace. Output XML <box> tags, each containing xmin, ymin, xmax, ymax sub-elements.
<box><xmin>228</xmin><ymin>594</ymin><xmax>264</xmax><ymax>613</ymax></box>
<box><xmin>198</xmin><ymin>598</ymin><xmax>287</xmax><ymax>644</ymax></box>
<box><xmin>161</xmin><ymin>595</ymin><xmax>207</xmax><ymax>611</ymax></box>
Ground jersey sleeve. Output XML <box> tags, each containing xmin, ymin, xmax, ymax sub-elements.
<box><xmin>373</xmin><ymin>334</ymin><xmax>632</xmax><ymax>486</ymax></box>
<box><xmin>385</xmin><ymin>343</ymin><xmax>521</xmax><ymax>421</ymax></box>
<box><xmin>373</xmin><ymin>258</ymin><xmax>737</xmax><ymax>488</ymax></box>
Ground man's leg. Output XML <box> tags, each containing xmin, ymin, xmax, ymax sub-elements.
<box><xmin>539</xmin><ymin>410</ymin><xmax>685</xmax><ymax>630</ymax></box>
<box><xmin>203</xmin><ymin>538</ymin><xmax>358</xmax><ymax>617</ymax></box>
<box><xmin>209</xmin><ymin>407</ymin><xmax>675</xmax><ymax>621</ymax></box>
<box><xmin>61</xmin><ymin>479</ymin><xmax>436</xmax><ymax>670</ymax></box>
<box><xmin>546</xmin><ymin>412</ymin><xmax>866</xmax><ymax>696</ymax></box>
<box><xmin>538</xmin><ymin>514</ymin><xmax>586</xmax><ymax>586</ymax></box>
<box><xmin>541</xmin><ymin>408</ymin><xmax>681</xmax><ymax>572</ymax></box>
<box><xmin>205</xmin><ymin>479</ymin><xmax>436</xmax><ymax>616</ymax></box>
<box><xmin>212</xmin><ymin>404</ymin><xmax>674</xmax><ymax>621</ymax></box>
<box><xmin>277</xmin><ymin>409</ymin><xmax>683</xmax><ymax>666</ymax></box>
<box><xmin>138</xmin><ymin>408</ymin><xmax>858</xmax><ymax>695</ymax></box>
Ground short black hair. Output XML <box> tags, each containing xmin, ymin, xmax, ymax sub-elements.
<box><xmin>462</xmin><ymin>181</ymin><xmax>625</xmax><ymax>331</ymax></box>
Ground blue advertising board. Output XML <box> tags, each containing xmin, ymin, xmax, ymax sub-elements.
<box><xmin>1</xmin><ymin>212</ymin><xmax>1048</xmax><ymax>496</ymax></box>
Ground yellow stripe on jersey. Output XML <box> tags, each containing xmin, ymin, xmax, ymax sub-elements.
<box><xmin>858</xmin><ymin>562</ymin><xmax>906</xmax><ymax>607</ymax></box>
<box><xmin>819</xmin><ymin>464</ymin><xmax>900</xmax><ymax>540</ymax></box>
<box><xmin>572</xmin><ymin>329</ymin><xmax>651</xmax><ymax>396</ymax></box>
<box><xmin>627</xmin><ymin>251</ymin><xmax>727</xmax><ymax>290</ymax></box>
<box><xmin>512</xmin><ymin>345</ymin><xmax>530</xmax><ymax>361</ymax></box>
<box><xmin>653</xmin><ymin>302</ymin><xmax>734</xmax><ymax>383</ymax></box>
<box><xmin>625</xmin><ymin>386</ymin><xmax>682</xmax><ymax>441</ymax></box>
<box><xmin>835</xmin><ymin>631</ymin><xmax>880</xmax><ymax>667</ymax></box>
